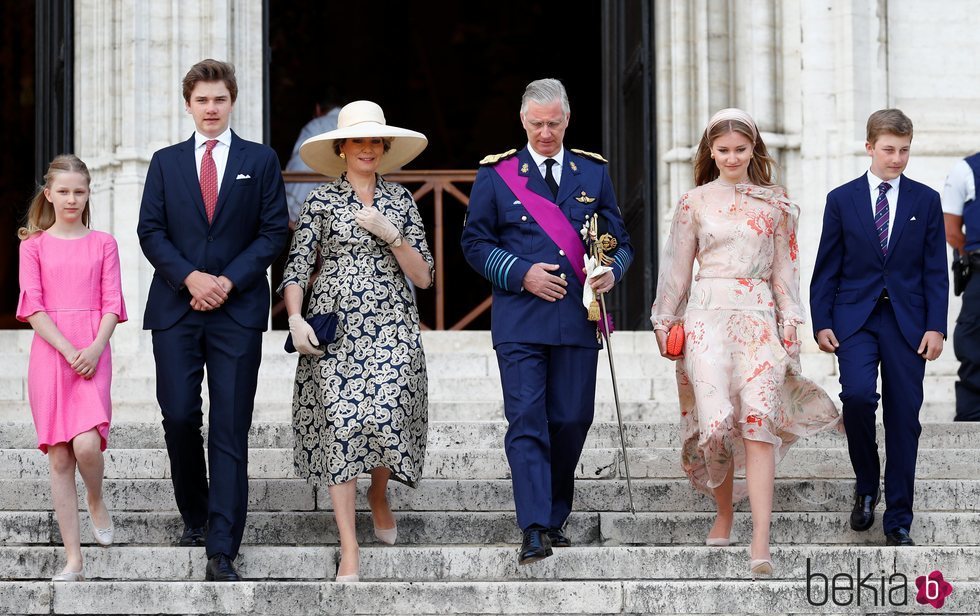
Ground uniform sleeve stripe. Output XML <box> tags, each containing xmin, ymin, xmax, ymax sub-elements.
<box><xmin>497</xmin><ymin>254</ymin><xmax>511</xmax><ymax>289</ymax></box>
<box><xmin>490</xmin><ymin>250</ymin><xmax>507</xmax><ymax>287</ymax></box>
<box><xmin>614</xmin><ymin>253</ymin><xmax>626</xmax><ymax>272</ymax></box>
<box><xmin>485</xmin><ymin>248</ymin><xmax>505</xmax><ymax>282</ymax></box>
<box><xmin>614</xmin><ymin>248</ymin><xmax>631</xmax><ymax>271</ymax></box>
<box><xmin>486</xmin><ymin>248</ymin><xmax>520</xmax><ymax>289</ymax></box>
<box><xmin>500</xmin><ymin>255</ymin><xmax>517</xmax><ymax>289</ymax></box>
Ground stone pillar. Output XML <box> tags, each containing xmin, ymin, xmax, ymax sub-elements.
<box><xmin>74</xmin><ymin>0</ymin><xmax>265</xmax><ymax>351</ymax></box>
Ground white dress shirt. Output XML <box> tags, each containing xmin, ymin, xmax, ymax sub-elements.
<box><xmin>194</xmin><ymin>128</ymin><xmax>232</xmax><ymax>194</ymax></box>
<box><xmin>941</xmin><ymin>159</ymin><xmax>977</xmax><ymax>216</ymax></box>
<box><xmin>527</xmin><ymin>144</ymin><xmax>565</xmax><ymax>188</ymax></box>
<box><xmin>867</xmin><ymin>170</ymin><xmax>900</xmax><ymax>244</ymax></box>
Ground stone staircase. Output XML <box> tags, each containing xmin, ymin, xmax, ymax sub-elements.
<box><xmin>1</xmin><ymin>330</ymin><xmax>978</xmax><ymax>615</ymax></box>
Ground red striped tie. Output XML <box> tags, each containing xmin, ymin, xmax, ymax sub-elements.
<box><xmin>201</xmin><ymin>139</ymin><xmax>219</xmax><ymax>223</ymax></box>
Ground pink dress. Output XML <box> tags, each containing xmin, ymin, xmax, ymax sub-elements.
<box><xmin>651</xmin><ymin>181</ymin><xmax>841</xmax><ymax>500</ymax></box>
<box><xmin>17</xmin><ymin>230</ymin><xmax>127</xmax><ymax>453</ymax></box>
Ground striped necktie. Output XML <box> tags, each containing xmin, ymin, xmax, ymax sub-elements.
<box><xmin>875</xmin><ymin>181</ymin><xmax>891</xmax><ymax>255</ymax></box>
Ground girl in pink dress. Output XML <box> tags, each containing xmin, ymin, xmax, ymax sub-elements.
<box><xmin>17</xmin><ymin>155</ymin><xmax>127</xmax><ymax>581</ymax></box>
<box><xmin>651</xmin><ymin>109</ymin><xmax>840</xmax><ymax>577</ymax></box>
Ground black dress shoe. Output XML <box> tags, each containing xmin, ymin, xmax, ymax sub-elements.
<box><xmin>849</xmin><ymin>488</ymin><xmax>881</xmax><ymax>531</ymax></box>
<box><xmin>885</xmin><ymin>528</ymin><xmax>915</xmax><ymax>546</ymax></box>
<box><xmin>178</xmin><ymin>525</ymin><xmax>207</xmax><ymax>547</ymax></box>
<box><xmin>547</xmin><ymin>528</ymin><xmax>572</xmax><ymax>548</ymax></box>
<box><xmin>518</xmin><ymin>529</ymin><xmax>553</xmax><ymax>566</ymax></box>
<box><xmin>205</xmin><ymin>554</ymin><xmax>242</xmax><ymax>581</ymax></box>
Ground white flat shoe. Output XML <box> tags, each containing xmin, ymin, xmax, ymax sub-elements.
<box><xmin>52</xmin><ymin>569</ymin><xmax>85</xmax><ymax>582</ymax></box>
<box><xmin>92</xmin><ymin>523</ymin><xmax>113</xmax><ymax>546</ymax></box>
<box><xmin>88</xmin><ymin>502</ymin><xmax>113</xmax><ymax>546</ymax></box>
<box><xmin>374</xmin><ymin>525</ymin><xmax>397</xmax><ymax>545</ymax></box>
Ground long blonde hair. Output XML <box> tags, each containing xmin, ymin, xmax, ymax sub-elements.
<box><xmin>692</xmin><ymin>112</ymin><xmax>776</xmax><ymax>187</ymax></box>
<box><xmin>18</xmin><ymin>154</ymin><xmax>92</xmax><ymax>240</ymax></box>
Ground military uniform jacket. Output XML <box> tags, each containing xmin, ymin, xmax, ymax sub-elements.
<box><xmin>461</xmin><ymin>146</ymin><xmax>633</xmax><ymax>348</ymax></box>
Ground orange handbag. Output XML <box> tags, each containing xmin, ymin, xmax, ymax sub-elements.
<box><xmin>666</xmin><ymin>324</ymin><xmax>685</xmax><ymax>356</ymax></box>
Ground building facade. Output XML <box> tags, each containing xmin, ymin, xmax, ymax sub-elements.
<box><xmin>19</xmin><ymin>0</ymin><xmax>980</xmax><ymax>346</ymax></box>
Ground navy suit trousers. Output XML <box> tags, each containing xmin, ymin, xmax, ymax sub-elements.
<box><xmin>495</xmin><ymin>342</ymin><xmax>599</xmax><ymax>531</ymax></box>
<box><xmin>152</xmin><ymin>308</ymin><xmax>262</xmax><ymax>559</ymax></box>
<box><xmin>836</xmin><ymin>300</ymin><xmax>924</xmax><ymax>534</ymax></box>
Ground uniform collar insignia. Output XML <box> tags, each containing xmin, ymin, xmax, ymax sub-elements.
<box><xmin>520</xmin><ymin>162</ymin><xmax>529</xmax><ymax>174</ymax></box>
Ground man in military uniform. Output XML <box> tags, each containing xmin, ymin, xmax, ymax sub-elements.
<box><xmin>460</xmin><ymin>78</ymin><xmax>633</xmax><ymax>565</ymax></box>
<box><xmin>943</xmin><ymin>152</ymin><xmax>980</xmax><ymax>421</ymax></box>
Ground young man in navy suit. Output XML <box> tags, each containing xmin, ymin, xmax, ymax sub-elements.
<box><xmin>810</xmin><ymin>109</ymin><xmax>948</xmax><ymax>546</ymax></box>
<box><xmin>137</xmin><ymin>59</ymin><xmax>289</xmax><ymax>580</ymax></box>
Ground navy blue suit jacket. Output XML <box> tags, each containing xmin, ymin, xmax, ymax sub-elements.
<box><xmin>138</xmin><ymin>132</ymin><xmax>289</xmax><ymax>331</ymax></box>
<box><xmin>810</xmin><ymin>173</ymin><xmax>948</xmax><ymax>349</ymax></box>
<box><xmin>460</xmin><ymin>147</ymin><xmax>633</xmax><ymax>348</ymax></box>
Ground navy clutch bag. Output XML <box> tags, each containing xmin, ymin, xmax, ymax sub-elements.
<box><xmin>284</xmin><ymin>313</ymin><xmax>338</xmax><ymax>353</ymax></box>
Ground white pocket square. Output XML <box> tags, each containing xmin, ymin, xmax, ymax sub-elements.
<box><xmin>910</xmin><ymin>216</ymin><xmax>917</xmax><ymax>221</ymax></box>
<box><xmin>236</xmin><ymin>173</ymin><xmax>251</xmax><ymax>180</ymax></box>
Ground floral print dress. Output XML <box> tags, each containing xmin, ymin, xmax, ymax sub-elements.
<box><xmin>280</xmin><ymin>174</ymin><xmax>433</xmax><ymax>488</ymax></box>
<box><xmin>651</xmin><ymin>181</ymin><xmax>841</xmax><ymax>499</ymax></box>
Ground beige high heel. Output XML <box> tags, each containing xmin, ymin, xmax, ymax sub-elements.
<box><xmin>749</xmin><ymin>559</ymin><xmax>774</xmax><ymax>577</ymax></box>
<box><xmin>335</xmin><ymin>553</ymin><xmax>359</xmax><ymax>583</ymax></box>
<box><xmin>52</xmin><ymin>569</ymin><xmax>85</xmax><ymax>582</ymax></box>
<box><xmin>749</xmin><ymin>543</ymin><xmax>774</xmax><ymax>577</ymax></box>
<box><xmin>374</xmin><ymin>524</ymin><xmax>397</xmax><ymax>545</ymax></box>
<box><xmin>705</xmin><ymin>536</ymin><xmax>731</xmax><ymax>547</ymax></box>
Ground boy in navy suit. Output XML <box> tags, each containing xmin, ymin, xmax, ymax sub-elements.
<box><xmin>138</xmin><ymin>59</ymin><xmax>289</xmax><ymax>580</ymax></box>
<box><xmin>810</xmin><ymin>109</ymin><xmax>947</xmax><ymax>546</ymax></box>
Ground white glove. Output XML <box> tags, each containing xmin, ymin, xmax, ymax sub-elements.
<box><xmin>355</xmin><ymin>206</ymin><xmax>400</xmax><ymax>244</ymax></box>
<box><xmin>288</xmin><ymin>314</ymin><xmax>324</xmax><ymax>356</ymax></box>
<box><xmin>582</xmin><ymin>255</ymin><xmax>613</xmax><ymax>310</ymax></box>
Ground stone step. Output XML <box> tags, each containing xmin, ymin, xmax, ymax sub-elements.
<box><xmin>0</xmin><ymin>398</ymin><xmax>961</xmax><ymax>423</ymax></box>
<box><xmin>4</xmin><ymin>446</ymin><xmax>979</xmax><ymax>481</ymax></box>
<box><xmin>2</xmin><ymin>545</ymin><xmax>978</xmax><ymax>582</ymax></box>
<box><xmin>2</xmin><ymin>510</ymin><xmax>977</xmax><ymax>548</ymax></box>
<box><xmin>1</xmin><ymin>579</ymin><xmax>976</xmax><ymax>615</ymax></box>
<box><xmin>0</xmin><ymin>372</ymin><xmax>963</xmax><ymax>404</ymax></box>
<box><xmin>0</xmin><ymin>352</ymin><xmax>686</xmax><ymax>380</ymax></box>
<box><xmin>3</xmin><ymin>421</ymin><xmax>977</xmax><ymax>451</ymax></box>
<box><xmin>0</xmin><ymin>375</ymin><xmax>664</xmax><ymax>403</ymax></box>
<box><xmin>1</xmin><ymin>479</ymin><xmax>977</xmax><ymax>513</ymax></box>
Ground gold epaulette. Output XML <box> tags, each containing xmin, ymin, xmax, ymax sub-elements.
<box><xmin>570</xmin><ymin>148</ymin><xmax>608</xmax><ymax>163</ymax></box>
<box><xmin>479</xmin><ymin>149</ymin><xmax>518</xmax><ymax>166</ymax></box>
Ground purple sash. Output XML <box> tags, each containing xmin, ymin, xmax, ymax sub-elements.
<box><xmin>493</xmin><ymin>156</ymin><xmax>586</xmax><ymax>285</ymax></box>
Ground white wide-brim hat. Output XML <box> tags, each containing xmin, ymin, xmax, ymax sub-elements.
<box><xmin>299</xmin><ymin>100</ymin><xmax>428</xmax><ymax>177</ymax></box>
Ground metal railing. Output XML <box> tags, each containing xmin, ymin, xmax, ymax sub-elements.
<box><xmin>280</xmin><ymin>170</ymin><xmax>487</xmax><ymax>330</ymax></box>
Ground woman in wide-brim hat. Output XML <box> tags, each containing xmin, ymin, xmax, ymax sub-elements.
<box><xmin>279</xmin><ymin>100</ymin><xmax>433</xmax><ymax>582</ymax></box>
